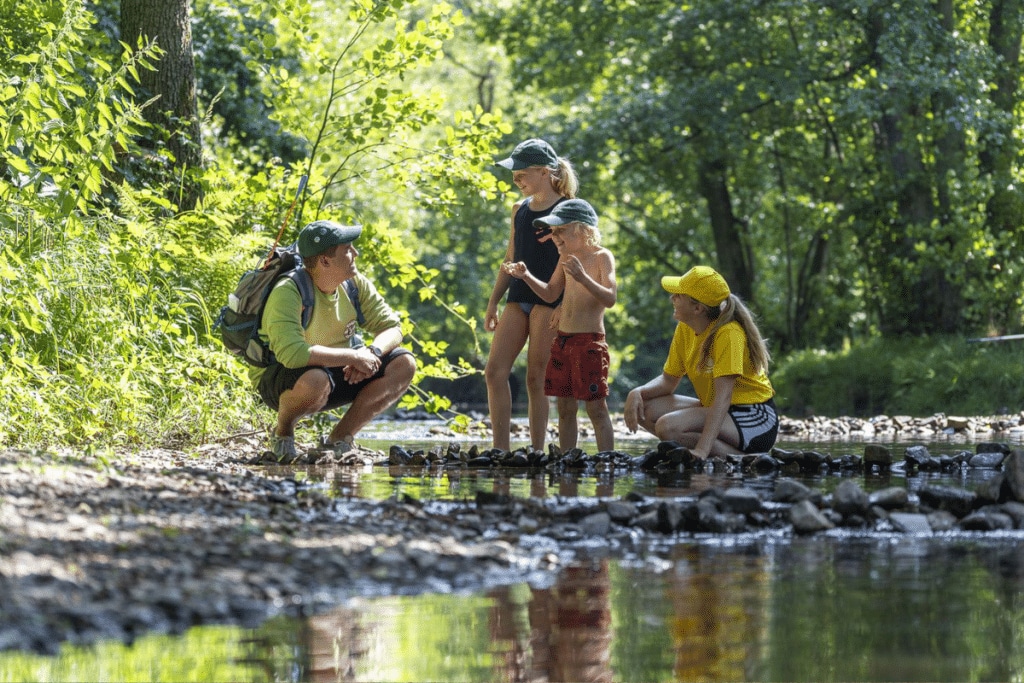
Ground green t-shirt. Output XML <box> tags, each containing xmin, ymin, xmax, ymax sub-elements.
<box><xmin>663</xmin><ymin>320</ymin><xmax>774</xmax><ymax>406</ymax></box>
<box><xmin>248</xmin><ymin>272</ymin><xmax>402</xmax><ymax>386</ymax></box>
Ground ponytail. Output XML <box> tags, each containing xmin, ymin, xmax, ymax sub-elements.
<box><xmin>550</xmin><ymin>157</ymin><xmax>579</xmax><ymax>199</ymax></box>
<box><xmin>697</xmin><ymin>295</ymin><xmax>771</xmax><ymax>375</ymax></box>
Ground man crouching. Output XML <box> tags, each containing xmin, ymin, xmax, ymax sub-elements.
<box><xmin>253</xmin><ymin>220</ymin><xmax>415</xmax><ymax>462</ymax></box>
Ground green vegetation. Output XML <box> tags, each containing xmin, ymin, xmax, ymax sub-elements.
<box><xmin>774</xmin><ymin>336</ymin><xmax>1024</xmax><ymax>418</ymax></box>
<box><xmin>1</xmin><ymin>0</ymin><xmax>1023</xmax><ymax>448</ymax></box>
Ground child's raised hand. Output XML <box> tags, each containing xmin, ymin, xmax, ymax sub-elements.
<box><xmin>563</xmin><ymin>255</ymin><xmax>585</xmax><ymax>281</ymax></box>
<box><xmin>503</xmin><ymin>261</ymin><xmax>528</xmax><ymax>278</ymax></box>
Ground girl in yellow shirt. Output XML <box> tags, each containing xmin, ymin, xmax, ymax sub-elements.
<box><xmin>624</xmin><ymin>266</ymin><xmax>778</xmax><ymax>457</ymax></box>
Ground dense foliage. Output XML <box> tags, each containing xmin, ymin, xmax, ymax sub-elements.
<box><xmin>474</xmin><ymin>0</ymin><xmax>1024</xmax><ymax>347</ymax></box>
<box><xmin>1</xmin><ymin>0</ymin><xmax>1022</xmax><ymax>448</ymax></box>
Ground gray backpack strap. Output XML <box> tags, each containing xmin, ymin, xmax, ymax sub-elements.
<box><xmin>343</xmin><ymin>278</ymin><xmax>364</xmax><ymax>324</ymax></box>
<box><xmin>285</xmin><ymin>265</ymin><xmax>316</xmax><ymax>328</ymax></box>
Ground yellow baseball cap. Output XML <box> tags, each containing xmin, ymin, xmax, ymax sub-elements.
<box><xmin>661</xmin><ymin>266</ymin><xmax>731</xmax><ymax>307</ymax></box>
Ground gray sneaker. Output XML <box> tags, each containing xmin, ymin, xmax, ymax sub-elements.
<box><xmin>270</xmin><ymin>434</ymin><xmax>298</xmax><ymax>463</ymax></box>
<box><xmin>330</xmin><ymin>439</ymin><xmax>354</xmax><ymax>456</ymax></box>
<box><xmin>308</xmin><ymin>438</ymin><xmax>355</xmax><ymax>464</ymax></box>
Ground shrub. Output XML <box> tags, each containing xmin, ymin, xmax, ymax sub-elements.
<box><xmin>773</xmin><ymin>336</ymin><xmax>1024</xmax><ymax>418</ymax></box>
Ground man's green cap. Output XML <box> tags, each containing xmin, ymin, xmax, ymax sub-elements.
<box><xmin>532</xmin><ymin>199</ymin><xmax>598</xmax><ymax>229</ymax></box>
<box><xmin>298</xmin><ymin>220</ymin><xmax>362</xmax><ymax>257</ymax></box>
<box><xmin>496</xmin><ymin>138</ymin><xmax>559</xmax><ymax>170</ymax></box>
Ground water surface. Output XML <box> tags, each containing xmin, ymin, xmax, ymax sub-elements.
<box><xmin>4</xmin><ymin>423</ymin><xmax>1023</xmax><ymax>682</ymax></box>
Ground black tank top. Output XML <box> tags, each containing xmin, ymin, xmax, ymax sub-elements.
<box><xmin>508</xmin><ymin>197</ymin><xmax>565</xmax><ymax>307</ymax></box>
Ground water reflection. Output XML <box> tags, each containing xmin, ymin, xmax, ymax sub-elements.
<box><xmin>7</xmin><ymin>538</ymin><xmax>1024</xmax><ymax>682</ymax></box>
<box><xmin>224</xmin><ymin>537</ymin><xmax>1024</xmax><ymax>682</ymax></box>
<box><xmin>484</xmin><ymin>559</ymin><xmax>614</xmax><ymax>682</ymax></box>
<box><xmin>305</xmin><ymin>454</ymin><xmax>1001</xmax><ymax>504</ymax></box>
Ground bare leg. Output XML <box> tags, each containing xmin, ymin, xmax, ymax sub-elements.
<box><xmin>633</xmin><ymin>394</ymin><xmax>700</xmax><ymax>436</ymax></box>
<box><xmin>556</xmin><ymin>396</ymin><xmax>578</xmax><ymax>452</ymax></box>
<box><xmin>329</xmin><ymin>353</ymin><xmax>416</xmax><ymax>443</ymax></box>
<box><xmin>485</xmin><ymin>305</ymin><xmax>529</xmax><ymax>451</ymax></box>
<box><xmin>525</xmin><ymin>306</ymin><xmax>557</xmax><ymax>451</ymax></box>
<box><xmin>586</xmin><ymin>398</ymin><xmax>614</xmax><ymax>453</ymax></box>
<box><xmin>276</xmin><ymin>369</ymin><xmax>331</xmax><ymax>437</ymax></box>
<box><xmin>654</xmin><ymin>402</ymin><xmax>743</xmax><ymax>456</ymax></box>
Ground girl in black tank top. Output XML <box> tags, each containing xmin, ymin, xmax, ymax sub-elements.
<box><xmin>507</xmin><ymin>198</ymin><xmax>565</xmax><ymax>307</ymax></box>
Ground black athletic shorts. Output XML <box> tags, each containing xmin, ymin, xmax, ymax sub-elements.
<box><xmin>257</xmin><ymin>348</ymin><xmax>412</xmax><ymax>412</ymax></box>
<box><xmin>728</xmin><ymin>398</ymin><xmax>779</xmax><ymax>453</ymax></box>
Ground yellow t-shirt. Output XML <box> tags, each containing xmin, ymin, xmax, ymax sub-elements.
<box><xmin>663</xmin><ymin>320</ymin><xmax>774</xmax><ymax>406</ymax></box>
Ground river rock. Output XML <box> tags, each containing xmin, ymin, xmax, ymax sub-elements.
<box><xmin>960</xmin><ymin>509</ymin><xmax>1014</xmax><ymax>531</ymax></box>
<box><xmin>998</xmin><ymin>501</ymin><xmax>1024</xmax><ymax>528</ymax></box>
<box><xmin>722</xmin><ymin>487</ymin><xmax>763</xmax><ymax>515</ymax></box>
<box><xmin>868</xmin><ymin>487</ymin><xmax>909</xmax><ymax>510</ymax></box>
<box><xmin>969</xmin><ymin>451</ymin><xmax>1005</xmax><ymax>469</ymax></box>
<box><xmin>864</xmin><ymin>444</ymin><xmax>892</xmax><ymax>469</ymax></box>
<box><xmin>605</xmin><ymin>500</ymin><xmax>637</xmax><ymax>524</ymax></box>
<box><xmin>889</xmin><ymin>512</ymin><xmax>932</xmax><ymax>534</ymax></box>
<box><xmin>833</xmin><ymin>480</ymin><xmax>870</xmax><ymax>517</ymax></box>
<box><xmin>976</xmin><ymin>442</ymin><xmax>1011</xmax><ymax>455</ymax></box>
<box><xmin>927</xmin><ymin>510</ymin><xmax>959</xmax><ymax>531</ymax></box>
<box><xmin>773</xmin><ymin>478</ymin><xmax>812</xmax><ymax>503</ymax></box>
<box><xmin>790</xmin><ymin>500</ymin><xmax>834</xmax><ymax>533</ymax></box>
<box><xmin>1003</xmin><ymin>451</ymin><xmax>1024</xmax><ymax>502</ymax></box>
<box><xmin>579</xmin><ymin>512</ymin><xmax>611</xmax><ymax>536</ymax></box>
<box><xmin>919</xmin><ymin>485</ymin><xmax>977</xmax><ymax>518</ymax></box>
<box><xmin>657</xmin><ymin>501</ymin><xmax>684</xmax><ymax>533</ymax></box>
<box><xmin>904</xmin><ymin>445</ymin><xmax>931</xmax><ymax>466</ymax></box>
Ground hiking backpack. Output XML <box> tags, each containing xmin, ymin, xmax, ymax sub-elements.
<box><xmin>214</xmin><ymin>174</ymin><xmax>367</xmax><ymax>366</ymax></box>
<box><xmin>215</xmin><ymin>244</ymin><xmax>365</xmax><ymax>367</ymax></box>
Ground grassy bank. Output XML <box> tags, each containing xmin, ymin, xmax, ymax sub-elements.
<box><xmin>772</xmin><ymin>336</ymin><xmax>1024</xmax><ymax>418</ymax></box>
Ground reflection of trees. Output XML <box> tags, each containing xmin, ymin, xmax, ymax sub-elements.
<box><xmin>489</xmin><ymin>560</ymin><xmax>614</xmax><ymax>682</ymax></box>
<box><xmin>667</xmin><ymin>547</ymin><xmax>770</xmax><ymax>682</ymax></box>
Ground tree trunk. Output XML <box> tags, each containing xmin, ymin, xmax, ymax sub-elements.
<box><xmin>866</xmin><ymin>10</ymin><xmax>961</xmax><ymax>335</ymax></box>
<box><xmin>980</xmin><ymin>0</ymin><xmax>1024</xmax><ymax>331</ymax></box>
<box><xmin>120</xmin><ymin>0</ymin><xmax>203</xmax><ymax>210</ymax></box>
<box><xmin>695</xmin><ymin>153</ymin><xmax>754</xmax><ymax>303</ymax></box>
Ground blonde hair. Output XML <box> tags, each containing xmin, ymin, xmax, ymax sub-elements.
<box><xmin>696</xmin><ymin>294</ymin><xmax>771</xmax><ymax>375</ymax></box>
<box><xmin>572</xmin><ymin>222</ymin><xmax>601</xmax><ymax>247</ymax></box>
<box><xmin>549</xmin><ymin>157</ymin><xmax>578</xmax><ymax>198</ymax></box>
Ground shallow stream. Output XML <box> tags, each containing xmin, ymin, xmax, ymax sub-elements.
<box><xmin>3</xmin><ymin>420</ymin><xmax>1023</xmax><ymax>682</ymax></box>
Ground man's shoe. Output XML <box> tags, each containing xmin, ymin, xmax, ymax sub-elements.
<box><xmin>329</xmin><ymin>439</ymin><xmax>355</xmax><ymax>456</ymax></box>
<box><xmin>270</xmin><ymin>434</ymin><xmax>298</xmax><ymax>463</ymax></box>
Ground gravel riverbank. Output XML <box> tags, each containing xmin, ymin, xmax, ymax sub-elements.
<box><xmin>3</xmin><ymin>411</ymin><xmax>1024</xmax><ymax>655</ymax></box>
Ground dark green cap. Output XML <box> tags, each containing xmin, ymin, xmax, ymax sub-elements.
<box><xmin>298</xmin><ymin>220</ymin><xmax>362</xmax><ymax>257</ymax></box>
<box><xmin>532</xmin><ymin>199</ymin><xmax>598</xmax><ymax>229</ymax></box>
<box><xmin>496</xmin><ymin>138</ymin><xmax>559</xmax><ymax>170</ymax></box>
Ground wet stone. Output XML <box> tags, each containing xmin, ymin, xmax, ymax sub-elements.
<box><xmin>919</xmin><ymin>484</ymin><xmax>977</xmax><ymax>518</ymax></box>
<box><xmin>904</xmin><ymin>445</ymin><xmax>931</xmax><ymax>466</ymax></box>
<box><xmin>868</xmin><ymin>487</ymin><xmax>909</xmax><ymax>510</ymax></box>
<box><xmin>976</xmin><ymin>442</ymin><xmax>1011</xmax><ymax>455</ymax></box>
<box><xmin>579</xmin><ymin>512</ymin><xmax>611</xmax><ymax>536</ymax></box>
<box><xmin>960</xmin><ymin>510</ymin><xmax>1014</xmax><ymax>531</ymax></box>
<box><xmin>773</xmin><ymin>478</ymin><xmax>812</xmax><ymax>503</ymax></box>
<box><xmin>833</xmin><ymin>480</ymin><xmax>869</xmax><ymax>517</ymax></box>
<box><xmin>605</xmin><ymin>500</ymin><xmax>637</xmax><ymax>524</ymax></box>
<box><xmin>722</xmin><ymin>487</ymin><xmax>763</xmax><ymax>515</ymax></box>
<box><xmin>790</xmin><ymin>500</ymin><xmax>834</xmax><ymax>534</ymax></box>
<box><xmin>889</xmin><ymin>513</ymin><xmax>932</xmax><ymax>534</ymax></box>
<box><xmin>864</xmin><ymin>444</ymin><xmax>893</xmax><ymax>468</ymax></box>
<box><xmin>1003</xmin><ymin>451</ymin><xmax>1024</xmax><ymax>501</ymax></box>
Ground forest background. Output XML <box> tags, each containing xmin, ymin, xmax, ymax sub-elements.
<box><xmin>2</xmin><ymin>0</ymin><xmax>1023</xmax><ymax>449</ymax></box>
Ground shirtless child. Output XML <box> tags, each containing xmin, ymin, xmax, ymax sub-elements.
<box><xmin>504</xmin><ymin>199</ymin><xmax>618</xmax><ymax>452</ymax></box>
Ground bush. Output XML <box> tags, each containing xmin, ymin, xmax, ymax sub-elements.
<box><xmin>773</xmin><ymin>336</ymin><xmax>1024</xmax><ymax>418</ymax></box>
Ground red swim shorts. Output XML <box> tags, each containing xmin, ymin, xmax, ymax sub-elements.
<box><xmin>544</xmin><ymin>332</ymin><xmax>610</xmax><ymax>401</ymax></box>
